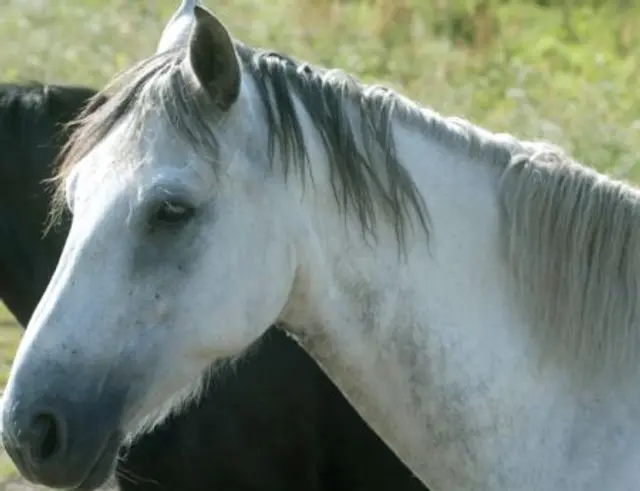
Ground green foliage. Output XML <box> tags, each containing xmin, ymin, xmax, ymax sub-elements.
<box><xmin>0</xmin><ymin>0</ymin><xmax>637</xmax><ymax>176</ymax></box>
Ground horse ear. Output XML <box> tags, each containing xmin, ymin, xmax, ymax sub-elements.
<box><xmin>156</xmin><ymin>0</ymin><xmax>200</xmax><ymax>54</ymax></box>
<box><xmin>186</xmin><ymin>6</ymin><xmax>241</xmax><ymax>111</ymax></box>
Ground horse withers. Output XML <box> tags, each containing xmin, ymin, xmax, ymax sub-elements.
<box><xmin>0</xmin><ymin>82</ymin><xmax>425</xmax><ymax>491</ymax></box>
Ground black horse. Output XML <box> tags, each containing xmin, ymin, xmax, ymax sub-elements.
<box><xmin>0</xmin><ymin>82</ymin><xmax>426</xmax><ymax>491</ymax></box>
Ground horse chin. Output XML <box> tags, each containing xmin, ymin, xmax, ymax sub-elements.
<box><xmin>73</xmin><ymin>431</ymin><xmax>123</xmax><ymax>491</ymax></box>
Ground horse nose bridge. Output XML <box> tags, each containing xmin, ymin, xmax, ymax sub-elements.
<box><xmin>28</xmin><ymin>242</ymin><xmax>128</xmax><ymax>342</ymax></box>
<box><xmin>10</xmin><ymin>270</ymin><xmax>121</xmax><ymax>399</ymax></box>
<box><xmin>24</xmin><ymin>237</ymin><xmax>86</xmax><ymax>335</ymax></box>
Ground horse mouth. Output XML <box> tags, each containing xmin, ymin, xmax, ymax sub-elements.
<box><xmin>73</xmin><ymin>432</ymin><xmax>122</xmax><ymax>491</ymax></box>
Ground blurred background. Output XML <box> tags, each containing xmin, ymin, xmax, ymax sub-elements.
<box><xmin>0</xmin><ymin>0</ymin><xmax>638</xmax><ymax>486</ymax></box>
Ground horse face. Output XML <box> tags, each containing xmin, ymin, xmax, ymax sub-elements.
<box><xmin>1</xmin><ymin>6</ymin><xmax>300</xmax><ymax>489</ymax></box>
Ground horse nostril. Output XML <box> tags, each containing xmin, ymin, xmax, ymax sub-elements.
<box><xmin>28</xmin><ymin>411</ymin><xmax>65</xmax><ymax>466</ymax></box>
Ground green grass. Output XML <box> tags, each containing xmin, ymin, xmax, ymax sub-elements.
<box><xmin>0</xmin><ymin>305</ymin><xmax>21</xmax><ymax>388</ymax></box>
<box><xmin>0</xmin><ymin>304</ymin><xmax>21</xmax><ymax>480</ymax></box>
<box><xmin>0</xmin><ymin>0</ymin><xmax>638</xmax><ymax>482</ymax></box>
<box><xmin>0</xmin><ymin>0</ymin><xmax>638</xmax><ymax>176</ymax></box>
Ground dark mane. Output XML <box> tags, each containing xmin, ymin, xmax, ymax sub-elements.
<box><xmin>52</xmin><ymin>42</ymin><xmax>450</xmax><ymax>249</ymax></box>
<box><xmin>0</xmin><ymin>82</ymin><xmax>101</xmax><ymax>212</ymax></box>
<box><xmin>1</xmin><ymin>83</ymin><xmax>62</xmax><ymax>170</ymax></box>
<box><xmin>0</xmin><ymin>82</ymin><xmax>99</xmax><ymax>143</ymax></box>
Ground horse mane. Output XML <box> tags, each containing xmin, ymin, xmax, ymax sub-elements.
<box><xmin>51</xmin><ymin>44</ymin><xmax>437</xmax><ymax>250</ymax></box>
<box><xmin>0</xmin><ymin>82</ymin><xmax>103</xmax><ymax>236</ymax></box>
<box><xmin>51</xmin><ymin>40</ymin><xmax>640</xmax><ymax>377</ymax></box>
<box><xmin>0</xmin><ymin>82</ymin><xmax>98</xmax><ymax>133</ymax></box>
<box><xmin>499</xmin><ymin>143</ymin><xmax>640</xmax><ymax>379</ymax></box>
<box><xmin>0</xmin><ymin>81</ymin><xmax>48</xmax><ymax>106</ymax></box>
<box><xmin>0</xmin><ymin>82</ymin><xmax>51</xmax><ymax>151</ymax></box>
<box><xmin>0</xmin><ymin>82</ymin><xmax>91</xmax><ymax>187</ymax></box>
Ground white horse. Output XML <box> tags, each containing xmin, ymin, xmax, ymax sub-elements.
<box><xmin>2</xmin><ymin>1</ymin><xmax>640</xmax><ymax>490</ymax></box>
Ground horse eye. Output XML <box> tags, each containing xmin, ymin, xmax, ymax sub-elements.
<box><xmin>150</xmin><ymin>200</ymin><xmax>195</xmax><ymax>227</ymax></box>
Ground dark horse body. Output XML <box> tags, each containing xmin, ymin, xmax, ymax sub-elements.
<box><xmin>0</xmin><ymin>82</ymin><xmax>426</xmax><ymax>491</ymax></box>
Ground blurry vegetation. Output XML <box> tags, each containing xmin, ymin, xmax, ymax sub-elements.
<box><xmin>0</xmin><ymin>0</ymin><xmax>638</xmax><ymax>177</ymax></box>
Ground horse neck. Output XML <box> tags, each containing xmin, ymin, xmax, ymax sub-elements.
<box><xmin>283</xmin><ymin>113</ymin><xmax>516</xmax><ymax>336</ymax></box>
<box><xmin>286</xmin><ymin>114</ymin><xmax>640</xmax><ymax>489</ymax></box>
<box><xmin>269</xmin><ymin>90</ymin><xmax>640</xmax><ymax>486</ymax></box>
